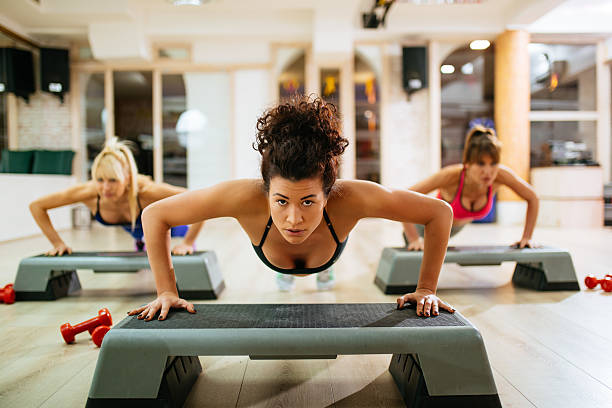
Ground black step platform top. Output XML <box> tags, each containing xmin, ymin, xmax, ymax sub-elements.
<box><xmin>33</xmin><ymin>251</ymin><xmax>206</xmax><ymax>258</ymax></box>
<box><xmin>119</xmin><ymin>303</ymin><xmax>465</xmax><ymax>330</ymax></box>
<box><xmin>393</xmin><ymin>245</ymin><xmax>553</xmax><ymax>253</ymax></box>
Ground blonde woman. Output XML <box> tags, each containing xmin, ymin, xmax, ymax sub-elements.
<box><xmin>29</xmin><ymin>137</ymin><xmax>203</xmax><ymax>256</ymax></box>
<box><xmin>402</xmin><ymin>125</ymin><xmax>539</xmax><ymax>250</ymax></box>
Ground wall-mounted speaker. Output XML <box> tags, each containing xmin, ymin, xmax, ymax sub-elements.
<box><xmin>402</xmin><ymin>47</ymin><xmax>428</xmax><ymax>95</ymax></box>
<box><xmin>40</xmin><ymin>47</ymin><xmax>70</xmax><ymax>102</ymax></box>
<box><xmin>0</xmin><ymin>47</ymin><xmax>35</xmax><ymax>102</ymax></box>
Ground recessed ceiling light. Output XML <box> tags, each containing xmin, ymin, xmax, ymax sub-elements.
<box><xmin>441</xmin><ymin>64</ymin><xmax>455</xmax><ymax>74</ymax></box>
<box><xmin>169</xmin><ymin>0</ymin><xmax>203</xmax><ymax>6</ymax></box>
<box><xmin>402</xmin><ymin>0</ymin><xmax>483</xmax><ymax>4</ymax></box>
<box><xmin>470</xmin><ymin>40</ymin><xmax>490</xmax><ymax>50</ymax></box>
<box><xmin>461</xmin><ymin>62</ymin><xmax>474</xmax><ymax>75</ymax></box>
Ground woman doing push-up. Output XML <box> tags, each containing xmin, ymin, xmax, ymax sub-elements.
<box><xmin>129</xmin><ymin>96</ymin><xmax>455</xmax><ymax>321</ymax></box>
<box><xmin>29</xmin><ymin>137</ymin><xmax>204</xmax><ymax>256</ymax></box>
<box><xmin>402</xmin><ymin>125</ymin><xmax>539</xmax><ymax>251</ymax></box>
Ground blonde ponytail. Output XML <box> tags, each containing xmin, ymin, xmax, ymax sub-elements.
<box><xmin>91</xmin><ymin>137</ymin><xmax>140</xmax><ymax>229</ymax></box>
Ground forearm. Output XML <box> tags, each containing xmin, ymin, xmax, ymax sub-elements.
<box><xmin>521</xmin><ymin>197</ymin><xmax>539</xmax><ymax>240</ymax></box>
<box><xmin>142</xmin><ymin>207</ymin><xmax>178</xmax><ymax>296</ymax></box>
<box><xmin>29</xmin><ymin>203</ymin><xmax>65</xmax><ymax>246</ymax></box>
<box><xmin>182</xmin><ymin>221</ymin><xmax>204</xmax><ymax>245</ymax></box>
<box><xmin>417</xmin><ymin>204</ymin><xmax>452</xmax><ymax>292</ymax></box>
<box><xmin>402</xmin><ymin>222</ymin><xmax>421</xmax><ymax>242</ymax></box>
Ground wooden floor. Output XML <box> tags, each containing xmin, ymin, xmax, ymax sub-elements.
<box><xmin>1</xmin><ymin>219</ymin><xmax>611</xmax><ymax>408</ymax></box>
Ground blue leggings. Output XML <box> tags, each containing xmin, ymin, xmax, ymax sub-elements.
<box><xmin>123</xmin><ymin>225</ymin><xmax>189</xmax><ymax>251</ymax></box>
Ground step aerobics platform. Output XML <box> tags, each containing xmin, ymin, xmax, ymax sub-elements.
<box><xmin>13</xmin><ymin>251</ymin><xmax>224</xmax><ymax>300</ymax></box>
<box><xmin>375</xmin><ymin>245</ymin><xmax>579</xmax><ymax>294</ymax></box>
<box><xmin>86</xmin><ymin>303</ymin><xmax>501</xmax><ymax>408</ymax></box>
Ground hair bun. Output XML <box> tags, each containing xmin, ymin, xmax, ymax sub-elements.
<box><xmin>254</xmin><ymin>95</ymin><xmax>348</xmax><ymax>194</ymax></box>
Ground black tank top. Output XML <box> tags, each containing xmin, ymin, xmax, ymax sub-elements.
<box><xmin>252</xmin><ymin>209</ymin><xmax>347</xmax><ymax>275</ymax></box>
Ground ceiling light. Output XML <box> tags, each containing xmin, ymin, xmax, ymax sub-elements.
<box><xmin>470</xmin><ymin>40</ymin><xmax>490</xmax><ymax>50</ymax></box>
<box><xmin>169</xmin><ymin>0</ymin><xmax>202</xmax><ymax>6</ymax></box>
<box><xmin>441</xmin><ymin>64</ymin><xmax>455</xmax><ymax>74</ymax></box>
<box><xmin>402</xmin><ymin>0</ymin><xmax>483</xmax><ymax>4</ymax></box>
<box><xmin>461</xmin><ymin>62</ymin><xmax>474</xmax><ymax>75</ymax></box>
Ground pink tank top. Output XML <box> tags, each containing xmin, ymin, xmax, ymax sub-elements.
<box><xmin>437</xmin><ymin>169</ymin><xmax>494</xmax><ymax>220</ymax></box>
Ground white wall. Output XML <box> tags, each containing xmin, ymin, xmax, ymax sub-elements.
<box><xmin>381</xmin><ymin>48</ymin><xmax>430</xmax><ymax>189</ymax></box>
<box><xmin>184</xmin><ymin>73</ymin><xmax>232</xmax><ymax>190</ymax></box>
<box><xmin>0</xmin><ymin>175</ymin><xmax>76</xmax><ymax>242</ymax></box>
<box><xmin>233</xmin><ymin>69</ymin><xmax>271</xmax><ymax>179</ymax></box>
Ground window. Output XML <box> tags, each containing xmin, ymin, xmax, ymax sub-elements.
<box><xmin>355</xmin><ymin>49</ymin><xmax>381</xmax><ymax>183</ymax></box>
<box><xmin>440</xmin><ymin>44</ymin><xmax>494</xmax><ymax>167</ymax></box>
<box><xmin>529</xmin><ymin>43</ymin><xmax>598</xmax><ymax>167</ymax></box>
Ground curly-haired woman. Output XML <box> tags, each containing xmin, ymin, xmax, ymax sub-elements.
<box><xmin>129</xmin><ymin>96</ymin><xmax>455</xmax><ymax>321</ymax></box>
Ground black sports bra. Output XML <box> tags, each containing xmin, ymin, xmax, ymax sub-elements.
<box><xmin>252</xmin><ymin>209</ymin><xmax>348</xmax><ymax>275</ymax></box>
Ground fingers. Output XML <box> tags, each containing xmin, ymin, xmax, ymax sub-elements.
<box><xmin>416</xmin><ymin>297</ymin><xmax>426</xmax><ymax>317</ymax></box>
<box><xmin>128</xmin><ymin>305</ymin><xmax>148</xmax><ymax>316</ymax></box>
<box><xmin>438</xmin><ymin>299</ymin><xmax>456</xmax><ymax>313</ymax></box>
<box><xmin>396</xmin><ymin>294</ymin><xmax>414</xmax><ymax>309</ymax></box>
<box><xmin>171</xmin><ymin>246</ymin><xmax>192</xmax><ymax>256</ymax></box>
<box><xmin>423</xmin><ymin>297</ymin><xmax>434</xmax><ymax>317</ymax></box>
<box><xmin>397</xmin><ymin>294</ymin><xmax>454</xmax><ymax>316</ymax></box>
<box><xmin>183</xmin><ymin>300</ymin><xmax>196</xmax><ymax>314</ymax></box>
<box><xmin>137</xmin><ymin>305</ymin><xmax>150</xmax><ymax>319</ymax></box>
<box><xmin>144</xmin><ymin>303</ymin><xmax>161</xmax><ymax>321</ymax></box>
<box><xmin>159</xmin><ymin>302</ymin><xmax>171</xmax><ymax>321</ymax></box>
<box><xmin>396</xmin><ymin>296</ymin><xmax>405</xmax><ymax>309</ymax></box>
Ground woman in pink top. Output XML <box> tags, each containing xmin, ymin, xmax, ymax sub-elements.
<box><xmin>403</xmin><ymin>125</ymin><xmax>539</xmax><ymax>250</ymax></box>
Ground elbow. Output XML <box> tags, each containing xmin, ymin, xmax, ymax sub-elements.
<box><xmin>142</xmin><ymin>202</ymin><xmax>167</xmax><ymax>230</ymax></box>
<box><xmin>429</xmin><ymin>198</ymin><xmax>452</xmax><ymax>226</ymax></box>
<box><xmin>29</xmin><ymin>200</ymin><xmax>40</xmax><ymax>214</ymax></box>
<box><xmin>439</xmin><ymin>199</ymin><xmax>453</xmax><ymax>225</ymax></box>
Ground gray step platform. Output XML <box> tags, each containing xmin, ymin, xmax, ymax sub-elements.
<box><xmin>86</xmin><ymin>303</ymin><xmax>501</xmax><ymax>408</ymax></box>
<box><xmin>376</xmin><ymin>245</ymin><xmax>579</xmax><ymax>294</ymax></box>
<box><xmin>13</xmin><ymin>251</ymin><xmax>224</xmax><ymax>301</ymax></box>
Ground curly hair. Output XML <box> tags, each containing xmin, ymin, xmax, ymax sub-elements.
<box><xmin>254</xmin><ymin>95</ymin><xmax>348</xmax><ymax>196</ymax></box>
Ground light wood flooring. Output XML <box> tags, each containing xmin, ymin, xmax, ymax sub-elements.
<box><xmin>0</xmin><ymin>219</ymin><xmax>611</xmax><ymax>407</ymax></box>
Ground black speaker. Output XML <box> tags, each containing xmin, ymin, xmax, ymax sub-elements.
<box><xmin>402</xmin><ymin>47</ymin><xmax>428</xmax><ymax>94</ymax></box>
<box><xmin>40</xmin><ymin>47</ymin><xmax>69</xmax><ymax>102</ymax></box>
<box><xmin>0</xmin><ymin>47</ymin><xmax>35</xmax><ymax>102</ymax></box>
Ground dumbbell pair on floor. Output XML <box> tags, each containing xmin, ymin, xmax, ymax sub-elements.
<box><xmin>1</xmin><ymin>283</ymin><xmax>15</xmax><ymax>304</ymax></box>
<box><xmin>584</xmin><ymin>275</ymin><xmax>612</xmax><ymax>292</ymax></box>
<box><xmin>61</xmin><ymin>308</ymin><xmax>112</xmax><ymax>347</ymax></box>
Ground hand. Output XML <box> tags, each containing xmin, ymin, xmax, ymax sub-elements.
<box><xmin>45</xmin><ymin>243</ymin><xmax>72</xmax><ymax>256</ymax></box>
<box><xmin>127</xmin><ymin>291</ymin><xmax>196</xmax><ymax>321</ymax></box>
<box><xmin>406</xmin><ymin>237</ymin><xmax>425</xmax><ymax>251</ymax></box>
<box><xmin>172</xmin><ymin>242</ymin><xmax>194</xmax><ymax>255</ymax></box>
<box><xmin>511</xmin><ymin>238</ymin><xmax>539</xmax><ymax>249</ymax></box>
<box><xmin>396</xmin><ymin>288</ymin><xmax>455</xmax><ymax>317</ymax></box>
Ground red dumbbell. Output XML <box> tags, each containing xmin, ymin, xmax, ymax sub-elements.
<box><xmin>60</xmin><ymin>308</ymin><xmax>113</xmax><ymax>344</ymax></box>
<box><xmin>1</xmin><ymin>284</ymin><xmax>15</xmax><ymax>304</ymax></box>
<box><xmin>91</xmin><ymin>325</ymin><xmax>111</xmax><ymax>348</ymax></box>
<box><xmin>584</xmin><ymin>275</ymin><xmax>612</xmax><ymax>292</ymax></box>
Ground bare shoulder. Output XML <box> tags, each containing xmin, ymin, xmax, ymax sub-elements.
<box><xmin>136</xmin><ymin>175</ymin><xmax>155</xmax><ymax>193</ymax></box>
<box><xmin>495</xmin><ymin>164</ymin><xmax>519</xmax><ymax>184</ymax></box>
<box><xmin>438</xmin><ymin>164</ymin><xmax>463</xmax><ymax>183</ymax></box>
<box><xmin>327</xmin><ymin>179</ymin><xmax>387</xmax><ymax>215</ymax></box>
<box><xmin>208</xmin><ymin>178</ymin><xmax>268</xmax><ymax>216</ymax></box>
<box><xmin>67</xmin><ymin>180</ymin><xmax>98</xmax><ymax>199</ymax></box>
